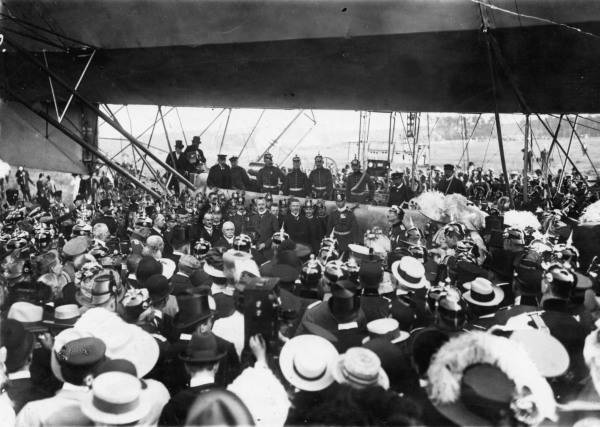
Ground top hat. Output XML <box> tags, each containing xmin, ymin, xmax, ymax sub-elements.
<box><xmin>175</xmin><ymin>140</ymin><xmax>184</xmax><ymax>149</ymax></box>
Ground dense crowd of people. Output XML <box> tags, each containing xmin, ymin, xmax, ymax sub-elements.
<box><xmin>1</xmin><ymin>144</ymin><xmax>600</xmax><ymax>427</ymax></box>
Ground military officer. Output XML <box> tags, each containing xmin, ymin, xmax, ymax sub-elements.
<box><xmin>284</xmin><ymin>155</ymin><xmax>310</xmax><ymax>197</ymax></box>
<box><xmin>309</xmin><ymin>154</ymin><xmax>334</xmax><ymax>200</ymax></box>
<box><xmin>206</xmin><ymin>154</ymin><xmax>232</xmax><ymax>189</ymax></box>
<box><xmin>229</xmin><ymin>156</ymin><xmax>250</xmax><ymax>190</ymax></box>
<box><xmin>256</xmin><ymin>152</ymin><xmax>285</xmax><ymax>194</ymax></box>
<box><xmin>345</xmin><ymin>158</ymin><xmax>375</xmax><ymax>203</ymax></box>
<box><xmin>388</xmin><ymin>171</ymin><xmax>414</xmax><ymax>207</ymax></box>
<box><xmin>326</xmin><ymin>191</ymin><xmax>359</xmax><ymax>253</ymax></box>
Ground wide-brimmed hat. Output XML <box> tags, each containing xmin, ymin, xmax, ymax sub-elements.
<box><xmin>50</xmin><ymin>328</ymin><xmax>93</xmax><ymax>381</ymax></box>
<box><xmin>74</xmin><ymin>308</ymin><xmax>159</xmax><ymax>377</ymax></box>
<box><xmin>427</xmin><ymin>332</ymin><xmax>557</xmax><ymax>426</ymax></box>
<box><xmin>42</xmin><ymin>304</ymin><xmax>81</xmax><ymax>329</ymax></box>
<box><xmin>279</xmin><ymin>334</ymin><xmax>339</xmax><ymax>392</ymax></box>
<box><xmin>391</xmin><ymin>256</ymin><xmax>429</xmax><ymax>290</ymax></box>
<box><xmin>7</xmin><ymin>301</ymin><xmax>43</xmax><ymax>331</ymax></box>
<box><xmin>509</xmin><ymin>329</ymin><xmax>569</xmax><ymax>378</ymax></box>
<box><xmin>81</xmin><ymin>372</ymin><xmax>151</xmax><ymax>425</ymax></box>
<box><xmin>179</xmin><ymin>332</ymin><xmax>226</xmax><ymax>363</ymax></box>
<box><xmin>462</xmin><ymin>277</ymin><xmax>504</xmax><ymax>307</ymax></box>
<box><xmin>330</xmin><ymin>347</ymin><xmax>389</xmax><ymax>390</ymax></box>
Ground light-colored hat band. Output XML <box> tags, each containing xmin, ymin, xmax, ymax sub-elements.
<box><xmin>341</xmin><ymin>365</ymin><xmax>377</xmax><ymax>386</ymax></box>
<box><xmin>93</xmin><ymin>395</ymin><xmax>139</xmax><ymax>415</ymax></box>
<box><xmin>293</xmin><ymin>362</ymin><xmax>326</xmax><ymax>382</ymax></box>
<box><xmin>398</xmin><ymin>268</ymin><xmax>421</xmax><ymax>285</ymax></box>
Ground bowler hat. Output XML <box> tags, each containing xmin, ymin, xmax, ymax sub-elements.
<box><xmin>179</xmin><ymin>332</ymin><xmax>225</xmax><ymax>363</ymax></box>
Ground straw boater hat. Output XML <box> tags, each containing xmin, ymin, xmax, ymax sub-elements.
<box><xmin>362</xmin><ymin>318</ymin><xmax>409</xmax><ymax>345</ymax></box>
<box><xmin>391</xmin><ymin>256</ymin><xmax>430</xmax><ymax>290</ymax></box>
<box><xmin>330</xmin><ymin>347</ymin><xmax>389</xmax><ymax>390</ymax></box>
<box><xmin>462</xmin><ymin>277</ymin><xmax>504</xmax><ymax>307</ymax></box>
<box><xmin>279</xmin><ymin>334</ymin><xmax>339</xmax><ymax>392</ymax></box>
<box><xmin>42</xmin><ymin>304</ymin><xmax>81</xmax><ymax>329</ymax></box>
<box><xmin>81</xmin><ymin>372</ymin><xmax>151</xmax><ymax>425</ymax></box>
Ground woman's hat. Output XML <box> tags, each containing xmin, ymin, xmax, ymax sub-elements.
<box><xmin>179</xmin><ymin>332</ymin><xmax>226</xmax><ymax>363</ymax></box>
<box><xmin>279</xmin><ymin>334</ymin><xmax>339</xmax><ymax>392</ymax></box>
<box><xmin>391</xmin><ymin>256</ymin><xmax>429</xmax><ymax>290</ymax></box>
<box><xmin>81</xmin><ymin>372</ymin><xmax>151</xmax><ymax>425</ymax></box>
<box><xmin>330</xmin><ymin>347</ymin><xmax>389</xmax><ymax>390</ymax></box>
<box><xmin>462</xmin><ymin>277</ymin><xmax>504</xmax><ymax>307</ymax></box>
<box><xmin>74</xmin><ymin>308</ymin><xmax>159</xmax><ymax>377</ymax></box>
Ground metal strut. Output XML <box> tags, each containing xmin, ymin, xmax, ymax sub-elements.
<box><xmin>5</xmin><ymin>37</ymin><xmax>195</xmax><ymax>190</ymax></box>
<box><xmin>6</xmin><ymin>89</ymin><xmax>161</xmax><ymax>199</ymax></box>
<box><xmin>257</xmin><ymin>110</ymin><xmax>304</xmax><ymax>162</ymax></box>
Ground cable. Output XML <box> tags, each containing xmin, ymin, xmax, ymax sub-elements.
<box><xmin>471</xmin><ymin>0</ymin><xmax>600</xmax><ymax>40</ymax></box>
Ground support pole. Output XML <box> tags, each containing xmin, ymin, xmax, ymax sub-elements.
<box><xmin>556</xmin><ymin>115</ymin><xmax>578</xmax><ymax>195</ymax></box>
<box><xmin>7</xmin><ymin>89</ymin><xmax>161</xmax><ymax>199</ymax></box>
<box><xmin>565</xmin><ymin>116</ymin><xmax>600</xmax><ymax>180</ymax></box>
<box><xmin>523</xmin><ymin>114</ymin><xmax>530</xmax><ymax>204</ymax></box>
<box><xmin>158</xmin><ymin>105</ymin><xmax>179</xmax><ymax>191</ymax></box>
<box><xmin>482</xmin><ymin>27</ymin><xmax>512</xmax><ymax>207</ymax></box>
<box><xmin>218</xmin><ymin>108</ymin><xmax>232</xmax><ymax>154</ymax></box>
<box><xmin>256</xmin><ymin>110</ymin><xmax>304</xmax><ymax>162</ymax></box>
<box><xmin>5</xmin><ymin>38</ymin><xmax>194</xmax><ymax>189</ymax></box>
<box><xmin>238</xmin><ymin>109</ymin><xmax>265</xmax><ymax>158</ymax></box>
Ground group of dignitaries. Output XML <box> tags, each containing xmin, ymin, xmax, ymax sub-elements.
<box><xmin>2</xmin><ymin>163</ymin><xmax>600</xmax><ymax>427</ymax></box>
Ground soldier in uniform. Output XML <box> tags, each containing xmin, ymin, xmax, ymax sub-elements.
<box><xmin>438</xmin><ymin>164</ymin><xmax>466</xmax><ymax>195</ymax></box>
<box><xmin>309</xmin><ymin>154</ymin><xmax>334</xmax><ymax>200</ymax></box>
<box><xmin>326</xmin><ymin>191</ymin><xmax>359</xmax><ymax>253</ymax></box>
<box><xmin>388</xmin><ymin>171</ymin><xmax>414</xmax><ymax>207</ymax></box>
<box><xmin>229</xmin><ymin>156</ymin><xmax>250</xmax><ymax>190</ymax></box>
<box><xmin>206</xmin><ymin>154</ymin><xmax>232</xmax><ymax>189</ymax></box>
<box><xmin>345</xmin><ymin>158</ymin><xmax>375</xmax><ymax>203</ymax></box>
<box><xmin>283</xmin><ymin>156</ymin><xmax>309</xmax><ymax>197</ymax></box>
<box><xmin>387</xmin><ymin>206</ymin><xmax>407</xmax><ymax>251</ymax></box>
<box><xmin>256</xmin><ymin>152</ymin><xmax>285</xmax><ymax>195</ymax></box>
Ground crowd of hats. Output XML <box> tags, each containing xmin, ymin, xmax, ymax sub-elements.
<box><xmin>1</xmin><ymin>164</ymin><xmax>600</xmax><ymax>427</ymax></box>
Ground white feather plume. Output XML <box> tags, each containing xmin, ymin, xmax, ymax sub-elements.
<box><xmin>427</xmin><ymin>332</ymin><xmax>557</xmax><ymax>423</ymax></box>
<box><xmin>410</xmin><ymin>191</ymin><xmax>446</xmax><ymax>221</ymax></box>
<box><xmin>0</xmin><ymin>159</ymin><xmax>10</xmax><ymax>179</ymax></box>
<box><xmin>579</xmin><ymin>200</ymin><xmax>600</xmax><ymax>224</ymax></box>
<box><xmin>409</xmin><ymin>191</ymin><xmax>487</xmax><ymax>230</ymax></box>
<box><xmin>504</xmin><ymin>210</ymin><xmax>541</xmax><ymax>231</ymax></box>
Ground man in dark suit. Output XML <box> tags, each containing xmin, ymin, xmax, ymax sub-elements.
<box><xmin>170</xmin><ymin>255</ymin><xmax>201</xmax><ymax>299</ymax></box>
<box><xmin>198</xmin><ymin>212</ymin><xmax>219</xmax><ymax>244</ymax></box>
<box><xmin>214</xmin><ymin>221</ymin><xmax>236</xmax><ymax>249</ymax></box>
<box><xmin>437</xmin><ymin>164</ymin><xmax>466</xmax><ymax>195</ymax></box>
<box><xmin>149</xmin><ymin>213</ymin><xmax>173</xmax><ymax>259</ymax></box>
<box><xmin>247</xmin><ymin>197</ymin><xmax>279</xmax><ymax>252</ymax></box>
<box><xmin>207</xmin><ymin>154</ymin><xmax>232</xmax><ymax>189</ymax></box>
<box><xmin>283</xmin><ymin>198</ymin><xmax>312</xmax><ymax>247</ymax></box>
<box><xmin>159</xmin><ymin>331</ymin><xmax>227</xmax><ymax>426</ymax></box>
<box><xmin>166</xmin><ymin>140</ymin><xmax>192</xmax><ymax>196</ymax></box>
<box><xmin>91</xmin><ymin>198</ymin><xmax>118</xmax><ymax>235</ymax></box>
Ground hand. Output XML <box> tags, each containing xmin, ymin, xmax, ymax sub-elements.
<box><xmin>257</xmin><ymin>242</ymin><xmax>266</xmax><ymax>251</ymax></box>
<box><xmin>37</xmin><ymin>332</ymin><xmax>54</xmax><ymax>350</ymax></box>
<box><xmin>249</xmin><ymin>334</ymin><xmax>267</xmax><ymax>364</ymax></box>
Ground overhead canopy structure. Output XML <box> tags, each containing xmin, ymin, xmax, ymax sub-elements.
<box><xmin>1</xmin><ymin>0</ymin><xmax>600</xmax><ymax>113</ymax></box>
